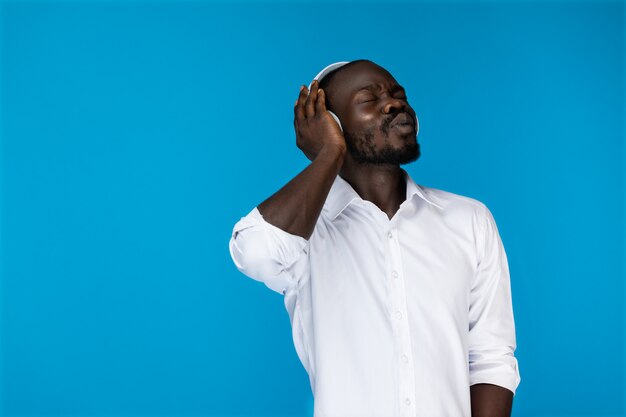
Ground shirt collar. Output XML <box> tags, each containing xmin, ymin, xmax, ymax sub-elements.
<box><xmin>323</xmin><ymin>168</ymin><xmax>444</xmax><ymax>221</ymax></box>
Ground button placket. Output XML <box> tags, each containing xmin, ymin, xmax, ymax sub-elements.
<box><xmin>385</xmin><ymin>226</ymin><xmax>417</xmax><ymax>417</ymax></box>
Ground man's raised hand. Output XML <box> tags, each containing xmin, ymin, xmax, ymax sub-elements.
<box><xmin>294</xmin><ymin>79</ymin><xmax>346</xmax><ymax>162</ymax></box>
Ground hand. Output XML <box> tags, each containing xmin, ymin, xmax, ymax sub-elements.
<box><xmin>294</xmin><ymin>79</ymin><xmax>347</xmax><ymax>162</ymax></box>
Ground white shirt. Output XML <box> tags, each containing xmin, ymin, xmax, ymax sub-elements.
<box><xmin>229</xmin><ymin>168</ymin><xmax>521</xmax><ymax>417</ymax></box>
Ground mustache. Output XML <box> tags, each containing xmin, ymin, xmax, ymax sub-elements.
<box><xmin>383</xmin><ymin>112</ymin><xmax>414</xmax><ymax>130</ymax></box>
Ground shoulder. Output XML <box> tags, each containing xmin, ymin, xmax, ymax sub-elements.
<box><xmin>418</xmin><ymin>185</ymin><xmax>497</xmax><ymax>252</ymax></box>
<box><xmin>416</xmin><ymin>184</ymin><xmax>496</xmax><ymax>237</ymax></box>
<box><xmin>418</xmin><ymin>184</ymin><xmax>488</xmax><ymax>214</ymax></box>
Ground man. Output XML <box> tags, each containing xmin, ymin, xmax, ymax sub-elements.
<box><xmin>228</xmin><ymin>59</ymin><xmax>521</xmax><ymax>417</ymax></box>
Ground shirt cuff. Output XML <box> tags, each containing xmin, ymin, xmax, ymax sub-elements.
<box><xmin>230</xmin><ymin>206</ymin><xmax>310</xmax><ymax>295</ymax></box>
<box><xmin>469</xmin><ymin>353</ymin><xmax>521</xmax><ymax>395</ymax></box>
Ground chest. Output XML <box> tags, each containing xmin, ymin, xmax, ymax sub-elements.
<box><xmin>308</xmin><ymin>206</ymin><xmax>477</xmax><ymax>313</ymax></box>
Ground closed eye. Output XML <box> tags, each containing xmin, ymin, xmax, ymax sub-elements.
<box><xmin>358</xmin><ymin>93</ymin><xmax>408</xmax><ymax>104</ymax></box>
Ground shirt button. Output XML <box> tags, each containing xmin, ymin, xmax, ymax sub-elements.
<box><xmin>387</xmin><ymin>231</ymin><xmax>393</xmax><ymax>239</ymax></box>
<box><xmin>391</xmin><ymin>270</ymin><xmax>398</xmax><ymax>278</ymax></box>
<box><xmin>405</xmin><ymin>398</ymin><xmax>411</xmax><ymax>406</ymax></box>
<box><xmin>401</xmin><ymin>354</ymin><xmax>408</xmax><ymax>363</ymax></box>
<box><xmin>395</xmin><ymin>311</ymin><xmax>402</xmax><ymax>320</ymax></box>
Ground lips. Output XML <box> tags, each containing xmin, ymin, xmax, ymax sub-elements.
<box><xmin>389</xmin><ymin>113</ymin><xmax>414</xmax><ymax>128</ymax></box>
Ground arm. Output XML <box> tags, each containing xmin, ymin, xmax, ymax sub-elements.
<box><xmin>258</xmin><ymin>80</ymin><xmax>346</xmax><ymax>240</ymax></box>
<box><xmin>257</xmin><ymin>142</ymin><xmax>345</xmax><ymax>240</ymax></box>
<box><xmin>468</xmin><ymin>203</ymin><xmax>521</xmax><ymax>416</ymax></box>
<box><xmin>228</xmin><ymin>81</ymin><xmax>346</xmax><ymax>294</ymax></box>
<box><xmin>470</xmin><ymin>383</ymin><xmax>513</xmax><ymax>417</ymax></box>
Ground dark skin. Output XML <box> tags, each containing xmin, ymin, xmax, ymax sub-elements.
<box><xmin>257</xmin><ymin>60</ymin><xmax>514</xmax><ymax>417</ymax></box>
<box><xmin>470</xmin><ymin>384</ymin><xmax>514</xmax><ymax>417</ymax></box>
<box><xmin>322</xmin><ymin>60</ymin><xmax>420</xmax><ymax>220</ymax></box>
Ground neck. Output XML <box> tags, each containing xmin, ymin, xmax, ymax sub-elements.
<box><xmin>339</xmin><ymin>157</ymin><xmax>407</xmax><ymax>219</ymax></box>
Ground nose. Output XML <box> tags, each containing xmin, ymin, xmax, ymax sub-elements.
<box><xmin>383</xmin><ymin>97</ymin><xmax>408</xmax><ymax>116</ymax></box>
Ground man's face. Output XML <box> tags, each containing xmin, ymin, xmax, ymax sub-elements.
<box><xmin>329</xmin><ymin>61</ymin><xmax>420</xmax><ymax>165</ymax></box>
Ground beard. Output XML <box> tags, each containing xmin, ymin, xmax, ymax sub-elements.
<box><xmin>343</xmin><ymin>126</ymin><xmax>420</xmax><ymax>165</ymax></box>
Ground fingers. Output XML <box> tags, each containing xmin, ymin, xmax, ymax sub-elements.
<box><xmin>294</xmin><ymin>85</ymin><xmax>308</xmax><ymax>127</ymax></box>
<box><xmin>316</xmin><ymin>88</ymin><xmax>326</xmax><ymax>113</ymax></box>
<box><xmin>294</xmin><ymin>80</ymin><xmax>323</xmax><ymax>130</ymax></box>
<box><xmin>305</xmin><ymin>79</ymin><xmax>319</xmax><ymax>118</ymax></box>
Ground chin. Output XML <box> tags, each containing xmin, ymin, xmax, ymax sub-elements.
<box><xmin>388</xmin><ymin>130</ymin><xmax>418</xmax><ymax>147</ymax></box>
<box><xmin>399</xmin><ymin>142</ymin><xmax>420</xmax><ymax>165</ymax></box>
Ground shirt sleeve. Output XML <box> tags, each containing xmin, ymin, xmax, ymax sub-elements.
<box><xmin>228</xmin><ymin>206</ymin><xmax>310</xmax><ymax>296</ymax></box>
<box><xmin>468</xmin><ymin>203</ymin><xmax>521</xmax><ymax>395</ymax></box>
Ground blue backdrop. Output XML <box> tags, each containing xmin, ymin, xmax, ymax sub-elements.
<box><xmin>1</xmin><ymin>1</ymin><xmax>624</xmax><ymax>416</ymax></box>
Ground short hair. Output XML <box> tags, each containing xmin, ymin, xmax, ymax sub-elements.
<box><xmin>318</xmin><ymin>59</ymin><xmax>372</xmax><ymax>113</ymax></box>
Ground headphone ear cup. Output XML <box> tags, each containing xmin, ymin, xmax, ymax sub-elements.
<box><xmin>415</xmin><ymin>114</ymin><xmax>419</xmax><ymax>135</ymax></box>
<box><xmin>328</xmin><ymin>110</ymin><xmax>343</xmax><ymax>133</ymax></box>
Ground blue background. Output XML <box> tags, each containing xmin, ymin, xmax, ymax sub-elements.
<box><xmin>1</xmin><ymin>1</ymin><xmax>624</xmax><ymax>416</ymax></box>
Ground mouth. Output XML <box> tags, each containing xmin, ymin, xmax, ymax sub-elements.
<box><xmin>391</xmin><ymin>123</ymin><xmax>416</xmax><ymax>133</ymax></box>
<box><xmin>389</xmin><ymin>113</ymin><xmax>415</xmax><ymax>129</ymax></box>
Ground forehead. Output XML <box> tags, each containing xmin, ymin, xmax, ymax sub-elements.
<box><xmin>331</xmin><ymin>62</ymin><xmax>399</xmax><ymax>97</ymax></box>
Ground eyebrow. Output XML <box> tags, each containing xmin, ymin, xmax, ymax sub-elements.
<box><xmin>356</xmin><ymin>84</ymin><xmax>406</xmax><ymax>94</ymax></box>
